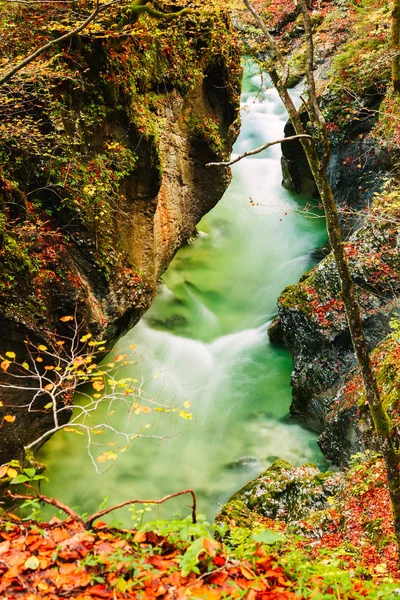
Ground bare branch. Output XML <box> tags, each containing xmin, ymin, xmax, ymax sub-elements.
<box><xmin>8</xmin><ymin>490</ymin><xmax>84</xmax><ymax>523</ymax></box>
<box><xmin>206</xmin><ymin>135</ymin><xmax>313</xmax><ymax>168</ymax></box>
<box><xmin>86</xmin><ymin>489</ymin><xmax>197</xmax><ymax>527</ymax></box>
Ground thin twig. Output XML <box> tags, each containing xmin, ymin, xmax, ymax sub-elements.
<box><xmin>86</xmin><ymin>489</ymin><xmax>197</xmax><ymax>527</ymax></box>
<box><xmin>206</xmin><ymin>135</ymin><xmax>313</xmax><ymax>168</ymax></box>
<box><xmin>7</xmin><ymin>491</ymin><xmax>84</xmax><ymax>524</ymax></box>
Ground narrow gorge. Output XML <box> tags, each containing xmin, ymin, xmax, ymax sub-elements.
<box><xmin>1</xmin><ymin>1</ymin><xmax>400</xmax><ymax>597</ymax></box>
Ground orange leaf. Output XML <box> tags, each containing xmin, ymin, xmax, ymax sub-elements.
<box><xmin>44</xmin><ymin>383</ymin><xmax>54</xmax><ymax>391</ymax></box>
<box><xmin>4</xmin><ymin>415</ymin><xmax>16</xmax><ymax>423</ymax></box>
<box><xmin>1</xmin><ymin>360</ymin><xmax>10</xmax><ymax>371</ymax></box>
<box><xmin>202</xmin><ymin>538</ymin><xmax>219</xmax><ymax>557</ymax></box>
<box><xmin>114</xmin><ymin>354</ymin><xmax>127</xmax><ymax>362</ymax></box>
<box><xmin>60</xmin><ymin>316</ymin><xmax>74</xmax><ymax>322</ymax></box>
<box><xmin>240</xmin><ymin>564</ymin><xmax>256</xmax><ymax>580</ymax></box>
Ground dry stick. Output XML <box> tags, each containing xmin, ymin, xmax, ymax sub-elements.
<box><xmin>86</xmin><ymin>489</ymin><xmax>197</xmax><ymax>528</ymax></box>
<box><xmin>0</xmin><ymin>0</ymin><xmax>120</xmax><ymax>86</ymax></box>
<box><xmin>8</xmin><ymin>491</ymin><xmax>84</xmax><ymax>524</ymax></box>
<box><xmin>206</xmin><ymin>135</ymin><xmax>313</xmax><ymax>168</ymax></box>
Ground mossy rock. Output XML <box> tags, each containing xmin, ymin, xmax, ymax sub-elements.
<box><xmin>219</xmin><ymin>460</ymin><xmax>339</xmax><ymax>524</ymax></box>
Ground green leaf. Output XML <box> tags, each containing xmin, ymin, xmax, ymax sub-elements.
<box><xmin>10</xmin><ymin>474</ymin><xmax>30</xmax><ymax>484</ymax></box>
<box><xmin>251</xmin><ymin>529</ymin><xmax>284</xmax><ymax>545</ymax></box>
<box><xmin>23</xmin><ymin>468</ymin><xmax>36</xmax><ymax>478</ymax></box>
<box><xmin>22</xmin><ymin>362</ymin><xmax>30</xmax><ymax>370</ymax></box>
<box><xmin>33</xmin><ymin>474</ymin><xmax>48</xmax><ymax>482</ymax></box>
<box><xmin>179</xmin><ymin>537</ymin><xmax>205</xmax><ymax>577</ymax></box>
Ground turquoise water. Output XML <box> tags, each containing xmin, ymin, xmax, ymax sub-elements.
<box><xmin>39</xmin><ymin>63</ymin><xmax>327</xmax><ymax>523</ymax></box>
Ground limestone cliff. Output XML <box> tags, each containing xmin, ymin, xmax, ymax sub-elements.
<box><xmin>0</xmin><ymin>6</ymin><xmax>242</xmax><ymax>462</ymax></box>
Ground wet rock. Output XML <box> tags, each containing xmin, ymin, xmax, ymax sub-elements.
<box><xmin>277</xmin><ymin>218</ymin><xmax>400</xmax><ymax>464</ymax></box>
<box><xmin>281</xmin><ymin>110</ymin><xmax>389</xmax><ymax>233</ymax></box>
<box><xmin>268</xmin><ymin>316</ymin><xmax>285</xmax><ymax>345</ymax></box>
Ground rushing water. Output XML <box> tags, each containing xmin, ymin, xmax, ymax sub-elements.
<box><xmin>39</xmin><ymin>62</ymin><xmax>327</xmax><ymax>523</ymax></box>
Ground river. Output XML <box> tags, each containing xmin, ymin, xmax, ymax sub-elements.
<box><xmin>39</xmin><ymin>61</ymin><xmax>327</xmax><ymax>524</ymax></box>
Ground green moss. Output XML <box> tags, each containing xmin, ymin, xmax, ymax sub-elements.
<box><xmin>286</xmin><ymin>45</ymin><xmax>306</xmax><ymax>88</ymax></box>
<box><xmin>219</xmin><ymin>460</ymin><xmax>338</xmax><ymax>524</ymax></box>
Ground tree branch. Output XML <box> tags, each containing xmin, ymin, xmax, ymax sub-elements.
<box><xmin>206</xmin><ymin>135</ymin><xmax>313</xmax><ymax>167</ymax></box>
<box><xmin>0</xmin><ymin>0</ymin><xmax>120</xmax><ymax>87</ymax></box>
<box><xmin>8</xmin><ymin>490</ymin><xmax>84</xmax><ymax>523</ymax></box>
<box><xmin>86</xmin><ymin>489</ymin><xmax>197</xmax><ymax>527</ymax></box>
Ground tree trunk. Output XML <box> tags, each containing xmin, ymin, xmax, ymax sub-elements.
<box><xmin>392</xmin><ymin>0</ymin><xmax>400</xmax><ymax>93</ymax></box>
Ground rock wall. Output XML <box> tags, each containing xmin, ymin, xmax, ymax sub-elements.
<box><xmin>274</xmin><ymin>138</ymin><xmax>399</xmax><ymax>463</ymax></box>
<box><xmin>0</xmin><ymin>10</ymin><xmax>242</xmax><ymax>463</ymax></box>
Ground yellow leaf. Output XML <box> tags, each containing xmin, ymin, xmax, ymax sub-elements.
<box><xmin>0</xmin><ymin>401</ymin><xmax>3</xmax><ymax>407</ymax></box>
<box><xmin>179</xmin><ymin>410</ymin><xmax>193</xmax><ymax>420</ymax></box>
<box><xmin>6</xmin><ymin>467</ymin><xmax>18</xmax><ymax>478</ymax></box>
<box><xmin>1</xmin><ymin>360</ymin><xmax>10</xmax><ymax>371</ymax></box>
<box><xmin>129</xmin><ymin>344</ymin><xmax>137</xmax><ymax>350</ymax></box>
<box><xmin>38</xmin><ymin>345</ymin><xmax>47</xmax><ymax>352</ymax></box>
<box><xmin>80</xmin><ymin>333</ymin><xmax>92</xmax><ymax>343</ymax></box>
<box><xmin>24</xmin><ymin>556</ymin><xmax>40</xmax><ymax>570</ymax></box>
<box><xmin>56</xmin><ymin>341</ymin><xmax>65</xmax><ymax>346</ymax></box>
<box><xmin>0</xmin><ymin>466</ymin><xmax>8</xmax><ymax>478</ymax></box>
<box><xmin>60</xmin><ymin>316</ymin><xmax>74</xmax><ymax>322</ymax></box>
<box><xmin>375</xmin><ymin>563</ymin><xmax>387</xmax><ymax>574</ymax></box>
<box><xmin>5</xmin><ymin>352</ymin><xmax>16</xmax><ymax>359</ymax></box>
<box><xmin>140</xmin><ymin>406</ymin><xmax>152</xmax><ymax>413</ymax></box>
<box><xmin>36</xmin><ymin>357</ymin><xmax>43</xmax><ymax>363</ymax></box>
<box><xmin>22</xmin><ymin>362</ymin><xmax>29</xmax><ymax>370</ymax></box>
<box><xmin>4</xmin><ymin>415</ymin><xmax>16</xmax><ymax>423</ymax></box>
<box><xmin>183</xmin><ymin>401</ymin><xmax>191</xmax><ymax>408</ymax></box>
<box><xmin>93</xmin><ymin>393</ymin><xmax>102</xmax><ymax>399</ymax></box>
<box><xmin>153</xmin><ymin>372</ymin><xmax>161</xmax><ymax>379</ymax></box>
<box><xmin>92</xmin><ymin>381</ymin><xmax>104</xmax><ymax>392</ymax></box>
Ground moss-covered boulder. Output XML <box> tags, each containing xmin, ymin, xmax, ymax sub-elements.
<box><xmin>218</xmin><ymin>460</ymin><xmax>339</xmax><ymax>527</ymax></box>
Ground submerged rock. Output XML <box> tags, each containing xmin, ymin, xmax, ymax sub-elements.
<box><xmin>225</xmin><ymin>456</ymin><xmax>259</xmax><ymax>471</ymax></box>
